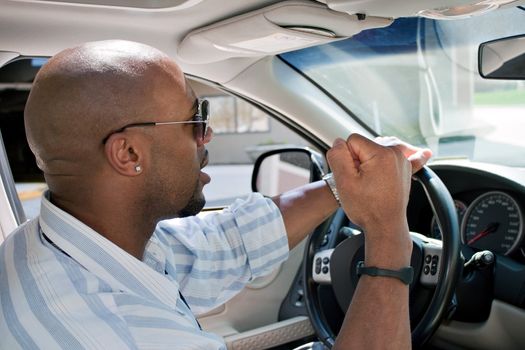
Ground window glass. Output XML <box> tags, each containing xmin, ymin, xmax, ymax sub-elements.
<box><xmin>191</xmin><ymin>81</ymin><xmax>317</xmax><ymax>207</ymax></box>
<box><xmin>207</xmin><ymin>95</ymin><xmax>236</xmax><ymax>133</ymax></box>
<box><xmin>235</xmin><ymin>98</ymin><xmax>269</xmax><ymax>133</ymax></box>
<box><xmin>206</xmin><ymin>95</ymin><xmax>270</xmax><ymax>134</ymax></box>
<box><xmin>281</xmin><ymin>7</ymin><xmax>525</xmax><ymax>166</ymax></box>
<box><xmin>15</xmin><ymin>183</ymin><xmax>46</xmax><ymax>220</ymax></box>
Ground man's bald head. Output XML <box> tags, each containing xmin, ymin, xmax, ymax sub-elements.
<box><xmin>25</xmin><ymin>40</ymin><xmax>189</xmax><ymax>178</ymax></box>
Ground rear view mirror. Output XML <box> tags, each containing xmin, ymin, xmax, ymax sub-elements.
<box><xmin>479</xmin><ymin>34</ymin><xmax>525</xmax><ymax>79</ymax></box>
<box><xmin>251</xmin><ymin>148</ymin><xmax>324</xmax><ymax>196</ymax></box>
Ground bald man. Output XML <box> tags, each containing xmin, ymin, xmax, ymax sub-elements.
<box><xmin>0</xmin><ymin>40</ymin><xmax>431</xmax><ymax>349</ymax></box>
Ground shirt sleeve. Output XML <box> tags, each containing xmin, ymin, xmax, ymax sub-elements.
<box><xmin>154</xmin><ymin>193</ymin><xmax>289</xmax><ymax>315</ymax></box>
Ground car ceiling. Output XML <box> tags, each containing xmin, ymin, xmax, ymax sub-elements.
<box><xmin>1</xmin><ymin>0</ymin><xmax>524</xmax><ymax>84</ymax></box>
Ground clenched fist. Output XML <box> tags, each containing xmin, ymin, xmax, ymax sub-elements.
<box><xmin>326</xmin><ymin>134</ymin><xmax>432</xmax><ymax>268</ymax></box>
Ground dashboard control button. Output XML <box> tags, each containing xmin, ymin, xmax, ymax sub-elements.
<box><xmin>322</xmin><ymin>266</ymin><xmax>329</xmax><ymax>274</ymax></box>
<box><xmin>424</xmin><ymin>266</ymin><xmax>430</xmax><ymax>275</ymax></box>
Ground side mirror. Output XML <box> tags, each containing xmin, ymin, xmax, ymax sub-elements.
<box><xmin>479</xmin><ymin>34</ymin><xmax>525</xmax><ymax>79</ymax></box>
<box><xmin>251</xmin><ymin>148</ymin><xmax>324</xmax><ymax>196</ymax></box>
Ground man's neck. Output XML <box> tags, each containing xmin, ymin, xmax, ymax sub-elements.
<box><xmin>49</xmin><ymin>193</ymin><xmax>156</xmax><ymax>260</ymax></box>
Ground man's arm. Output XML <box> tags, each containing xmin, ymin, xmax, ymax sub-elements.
<box><xmin>272</xmin><ymin>136</ymin><xmax>431</xmax><ymax>251</ymax></box>
<box><xmin>272</xmin><ymin>134</ymin><xmax>431</xmax><ymax>349</ymax></box>
<box><xmin>271</xmin><ymin>180</ymin><xmax>339</xmax><ymax>249</ymax></box>
<box><xmin>273</xmin><ymin>182</ymin><xmax>411</xmax><ymax>348</ymax></box>
<box><xmin>328</xmin><ymin>134</ymin><xmax>431</xmax><ymax>349</ymax></box>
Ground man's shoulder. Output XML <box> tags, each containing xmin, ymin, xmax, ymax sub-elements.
<box><xmin>0</xmin><ymin>217</ymin><xmax>91</xmax><ymax>292</ymax></box>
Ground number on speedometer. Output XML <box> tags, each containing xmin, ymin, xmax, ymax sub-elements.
<box><xmin>461</xmin><ymin>191</ymin><xmax>524</xmax><ymax>255</ymax></box>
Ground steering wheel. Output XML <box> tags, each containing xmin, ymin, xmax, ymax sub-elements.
<box><xmin>304</xmin><ymin>166</ymin><xmax>462</xmax><ymax>348</ymax></box>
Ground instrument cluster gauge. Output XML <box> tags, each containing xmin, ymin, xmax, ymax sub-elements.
<box><xmin>430</xmin><ymin>200</ymin><xmax>467</xmax><ymax>240</ymax></box>
<box><xmin>461</xmin><ymin>191</ymin><xmax>524</xmax><ymax>255</ymax></box>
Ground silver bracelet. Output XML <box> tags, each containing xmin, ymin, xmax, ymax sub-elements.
<box><xmin>322</xmin><ymin>172</ymin><xmax>340</xmax><ymax>206</ymax></box>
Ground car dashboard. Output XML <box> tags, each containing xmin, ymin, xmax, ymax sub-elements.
<box><xmin>392</xmin><ymin>160</ymin><xmax>525</xmax><ymax>348</ymax></box>
<box><xmin>408</xmin><ymin>161</ymin><xmax>525</xmax><ymax>345</ymax></box>
<box><xmin>410</xmin><ymin>161</ymin><xmax>525</xmax><ymax>265</ymax></box>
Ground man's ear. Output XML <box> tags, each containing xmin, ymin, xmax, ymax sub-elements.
<box><xmin>104</xmin><ymin>134</ymin><xmax>145</xmax><ymax>176</ymax></box>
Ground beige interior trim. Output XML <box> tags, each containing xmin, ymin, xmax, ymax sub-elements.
<box><xmin>178</xmin><ymin>0</ymin><xmax>391</xmax><ymax>64</ymax></box>
<box><xmin>434</xmin><ymin>299</ymin><xmax>525</xmax><ymax>350</ymax></box>
<box><xmin>199</xmin><ymin>238</ymin><xmax>307</xmax><ymax>339</ymax></box>
<box><xmin>224</xmin><ymin>57</ymin><xmax>373</xmax><ymax>144</ymax></box>
<box><xmin>11</xmin><ymin>0</ymin><xmax>204</xmax><ymax>10</ymax></box>
<box><xmin>0</xmin><ymin>54</ymin><xmax>20</xmax><ymax>240</ymax></box>
<box><xmin>0</xmin><ymin>176</ymin><xmax>19</xmax><ymax>242</ymax></box>
<box><xmin>224</xmin><ymin>316</ymin><xmax>314</xmax><ymax>350</ymax></box>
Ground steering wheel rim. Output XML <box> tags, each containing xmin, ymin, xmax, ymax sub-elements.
<box><xmin>304</xmin><ymin>166</ymin><xmax>462</xmax><ymax>348</ymax></box>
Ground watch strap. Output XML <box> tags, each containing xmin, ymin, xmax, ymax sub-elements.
<box><xmin>356</xmin><ymin>261</ymin><xmax>413</xmax><ymax>285</ymax></box>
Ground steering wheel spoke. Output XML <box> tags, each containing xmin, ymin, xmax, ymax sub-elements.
<box><xmin>312</xmin><ymin>249</ymin><xmax>334</xmax><ymax>284</ymax></box>
<box><xmin>411</xmin><ymin>232</ymin><xmax>444</xmax><ymax>287</ymax></box>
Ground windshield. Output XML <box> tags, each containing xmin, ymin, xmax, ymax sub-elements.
<box><xmin>281</xmin><ymin>7</ymin><xmax>525</xmax><ymax>167</ymax></box>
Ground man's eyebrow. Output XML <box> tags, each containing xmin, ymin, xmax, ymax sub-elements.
<box><xmin>187</xmin><ymin>99</ymin><xmax>199</xmax><ymax>118</ymax></box>
<box><xmin>191</xmin><ymin>99</ymin><xmax>199</xmax><ymax>113</ymax></box>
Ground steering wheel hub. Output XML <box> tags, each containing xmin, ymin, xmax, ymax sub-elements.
<box><xmin>329</xmin><ymin>232</ymin><xmax>425</xmax><ymax>313</ymax></box>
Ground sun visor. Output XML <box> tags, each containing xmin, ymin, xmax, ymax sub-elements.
<box><xmin>177</xmin><ymin>0</ymin><xmax>392</xmax><ymax>64</ymax></box>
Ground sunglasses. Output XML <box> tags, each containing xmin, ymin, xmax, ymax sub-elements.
<box><xmin>102</xmin><ymin>99</ymin><xmax>210</xmax><ymax>144</ymax></box>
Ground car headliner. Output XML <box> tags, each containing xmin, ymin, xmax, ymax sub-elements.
<box><xmin>2</xmin><ymin>0</ymin><xmax>523</xmax><ymax>84</ymax></box>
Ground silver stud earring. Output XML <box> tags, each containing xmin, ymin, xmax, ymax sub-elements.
<box><xmin>135</xmin><ymin>164</ymin><xmax>142</xmax><ymax>173</ymax></box>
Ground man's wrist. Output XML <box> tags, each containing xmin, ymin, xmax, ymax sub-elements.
<box><xmin>364</xmin><ymin>224</ymin><xmax>412</xmax><ymax>268</ymax></box>
<box><xmin>365</xmin><ymin>245</ymin><xmax>412</xmax><ymax>269</ymax></box>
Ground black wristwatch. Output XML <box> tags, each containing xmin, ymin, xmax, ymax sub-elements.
<box><xmin>356</xmin><ymin>261</ymin><xmax>414</xmax><ymax>285</ymax></box>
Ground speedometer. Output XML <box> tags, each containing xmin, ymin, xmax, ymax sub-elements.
<box><xmin>461</xmin><ymin>191</ymin><xmax>524</xmax><ymax>255</ymax></box>
<box><xmin>430</xmin><ymin>200</ymin><xmax>467</xmax><ymax>239</ymax></box>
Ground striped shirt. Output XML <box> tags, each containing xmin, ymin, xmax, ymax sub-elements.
<box><xmin>0</xmin><ymin>192</ymin><xmax>289</xmax><ymax>349</ymax></box>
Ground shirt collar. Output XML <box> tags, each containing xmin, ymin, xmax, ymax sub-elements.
<box><xmin>39</xmin><ymin>191</ymin><xmax>179</xmax><ymax>308</ymax></box>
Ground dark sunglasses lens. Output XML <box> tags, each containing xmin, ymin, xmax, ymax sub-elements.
<box><xmin>193</xmin><ymin>123</ymin><xmax>204</xmax><ymax>142</ymax></box>
<box><xmin>197</xmin><ymin>100</ymin><xmax>209</xmax><ymax>142</ymax></box>
<box><xmin>201</xmin><ymin>100</ymin><xmax>209</xmax><ymax>122</ymax></box>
